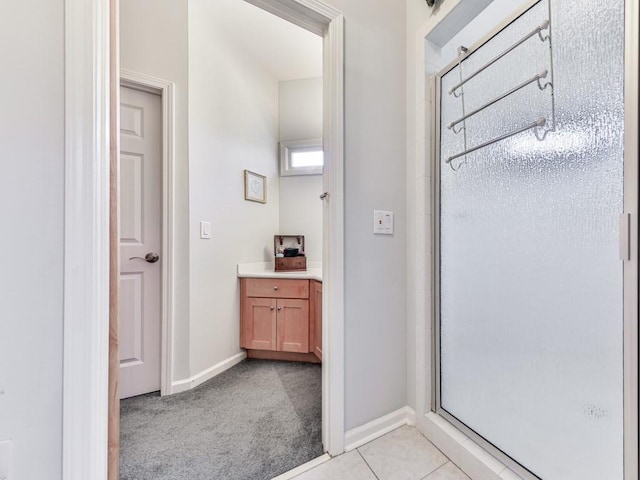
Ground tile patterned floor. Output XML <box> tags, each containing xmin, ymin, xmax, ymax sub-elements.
<box><xmin>292</xmin><ymin>426</ymin><xmax>470</xmax><ymax>480</ymax></box>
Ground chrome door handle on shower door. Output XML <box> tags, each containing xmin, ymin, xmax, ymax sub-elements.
<box><xmin>129</xmin><ymin>252</ymin><xmax>160</xmax><ymax>263</ymax></box>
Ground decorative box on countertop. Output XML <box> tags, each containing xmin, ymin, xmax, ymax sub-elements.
<box><xmin>275</xmin><ymin>256</ymin><xmax>307</xmax><ymax>272</ymax></box>
<box><xmin>274</xmin><ymin>235</ymin><xmax>306</xmax><ymax>272</ymax></box>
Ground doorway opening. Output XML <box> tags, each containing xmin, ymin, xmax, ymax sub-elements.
<box><xmin>110</xmin><ymin>1</ymin><xmax>344</xmax><ymax>478</ymax></box>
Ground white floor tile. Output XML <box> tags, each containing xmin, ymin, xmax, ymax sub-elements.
<box><xmin>293</xmin><ymin>450</ymin><xmax>377</xmax><ymax>480</ymax></box>
<box><xmin>358</xmin><ymin>426</ymin><xmax>449</xmax><ymax>480</ymax></box>
<box><xmin>424</xmin><ymin>462</ymin><xmax>470</xmax><ymax>480</ymax></box>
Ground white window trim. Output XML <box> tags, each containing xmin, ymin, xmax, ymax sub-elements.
<box><xmin>280</xmin><ymin>138</ymin><xmax>324</xmax><ymax>176</ymax></box>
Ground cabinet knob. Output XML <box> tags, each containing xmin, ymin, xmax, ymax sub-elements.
<box><xmin>273</xmin><ymin>286</ymin><xmax>278</xmax><ymax>291</ymax></box>
<box><xmin>277</xmin><ymin>307</ymin><xmax>282</xmax><ymax>311</ymax></box>
<box><xmin>270</xmin><ymin>306</ymin><xmax>275</xmax><ymax>311</ymax></box>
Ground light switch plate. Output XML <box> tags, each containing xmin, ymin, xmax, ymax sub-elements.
<box><xmin>373</xmin><ymin>210</ymin><xmax>394</xmax><ymax>235</ymax></box>
<box><xmin>0</xmin><ymin>440</ymin><xmax>12</xmax><ymax>480</ymax></box>
<box><xmin>200</xmin><ymin>221</ymin><xmax>211</xmax><ymax>239</ymax></box>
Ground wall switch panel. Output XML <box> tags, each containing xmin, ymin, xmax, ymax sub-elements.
<box><xmin>200</xmin><ymin>221</ymin><xmax>211</xmax><ymax>239</ymax></box>
<box><xmin>373</xmin><ymin>210</ymin><xmax>394</xmax><ymax>235</ymax></box>
<box><xmin>0</xmin><ymin>440</ymin><xmax>12</xmax><ymax>480</ymax></box>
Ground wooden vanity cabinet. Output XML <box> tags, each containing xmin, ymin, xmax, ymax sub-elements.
<box><xmin>240</xmin><ymin>277</ymin><xmax>321</xmax><ymax>362</ymax></box>
<box><xmin>240</xmin><ymin>278</ymin><xmax>310</xmax><ymax>354</ymax></box>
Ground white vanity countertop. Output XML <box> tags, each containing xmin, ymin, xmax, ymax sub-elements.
<box><xmin>237</xmin><ymin>261</ymin><xmax>322</xmax><ymax>282</ymax></box>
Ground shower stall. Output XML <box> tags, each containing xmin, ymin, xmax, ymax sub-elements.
<box><xmin>432</xmin><ymin>0</ymin><xmax>637</xmax><ymax>478</ymax></box>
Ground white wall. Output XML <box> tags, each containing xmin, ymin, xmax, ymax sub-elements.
<box><xmin>279</xmin><ymin>78</ymin><xmax>323</xmax><ymax>262</ymax></box>
<box><xmin>120</xmin><ymin>0</ymin><xmax>191</xmax><ymax>381</ymax></box>
<box><xmin>0</xmin><ymin>1</ymin><xmax>64</xmax><ymax>478</ymax></box>
<box><xmin>188</xmin><ymin>0</ymin><xmax>281</xmax><ymax>375</ymax></box>
<box><xmin>279</xmin><ymin>78</ymin><xmax>323</xmax><ymax>142</ymax></box>
<box><xmin>279</xmin><ymin>176</ymin><xmax>323</xmax><ymax>262</ymax></box>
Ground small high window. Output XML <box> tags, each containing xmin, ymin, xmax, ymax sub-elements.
<box><xmin>280</xmin><ymin>138</ymin><xmax>323</xmax><ymax>176</ymax></box>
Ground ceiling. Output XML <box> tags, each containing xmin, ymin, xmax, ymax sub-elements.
<box><xmin>208</xmin><ymin>0</ymin><xmax>323</xmax><ymax>82</ymax></box>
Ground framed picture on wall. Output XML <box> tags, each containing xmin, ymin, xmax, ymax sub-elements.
<box><xmin>244</xmin><ymin>170</ymin><xmax>267</xmax><ymax>204</ymax></box>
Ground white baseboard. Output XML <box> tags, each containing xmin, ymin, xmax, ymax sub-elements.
<box><xmin>171</xmin><ymin>352</ymin><xmax>247</xmax><ymax>394</ymax></box>
<box><xmin>344</xmin><ymin>406</ymin><xmax>416</xmax><ymax>451</ymax></box>
<box><xmin>270</xmin><ymin>454</ymin><xmax>331</xmax><ymax>480</ymax></box>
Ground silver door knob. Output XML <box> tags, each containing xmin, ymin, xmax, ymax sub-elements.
<box><xmin>277</xmin><ymin>307</ymin><xmax>282</xmax><ymax>311</ymax></box>
<box><xmin>270</xmin><ymin>306</ymin><xmax>275</xmax><ymax>311</ymax></box>
<box><xmin>273</xmin><ymin>286</ymin><xmax>278</xmax><ymax>291</ymax></box>
<box><xmin>129</xmin><ymin>252</ymin><xmax>160</xmax><ymax>263</ymax></box>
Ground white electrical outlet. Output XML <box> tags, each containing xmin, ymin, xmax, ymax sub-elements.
<box><xmin>0</xmin><ymin>440</ymin><xmax>12</xmax><ymax>480</ymax></box>
<box><xmin>200</xmin><ymin>221</ymin><xmax>211</xmax><ymax>239</ymax></box>
<box><xmin>373</xmin><ymin>210</ymin><xmax>394</xmax><ymax>235</ymax></box>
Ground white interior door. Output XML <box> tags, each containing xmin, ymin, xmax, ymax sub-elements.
<box><xmin>119</xmin><ymin>85</ymin><xmax>162</xmax><ymax>399</ymax></box>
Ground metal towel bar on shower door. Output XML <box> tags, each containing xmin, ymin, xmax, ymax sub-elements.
<box><xmin>449</xmin><ymin>19</ymin><xmax>550</xmax><ymax>96</ymax></box>
<box><xmin>446</xmin><ymin>117</ymin><xmax>547</xmax><ymax>164</ymax></box>
<box><xmin>447</xmin><ymin>70</ymin><xmax>549</xmax><ymax>131</ymax></box>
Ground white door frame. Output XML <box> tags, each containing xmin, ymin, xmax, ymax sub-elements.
<box><xmin>62</xmin><ymin>0</ymin><xmax>345</xmax><ymax>478</ymax></box>
<box><xmin>120</xmin><ymin>70</ymin><xmax>176</xmax><ymax>397</ymax></box>
<box><xmin>62</xmin><ymin>0</ymin><xmax>110</xmax><ymax>478</ymax></box>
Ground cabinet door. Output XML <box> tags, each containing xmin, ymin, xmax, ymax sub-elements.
<box><xmin>310</xmin><ymin>281</ymin><xmax>322</xmax><ymax>360</ymax></box>
<box><xmin>276</xmin><ymin>299</ymin><xmax>309</xmax><ymax>353</ymax></box>
<box><xmin>241</xmin><ymin>298</ymin><xmax>276</xmax><ymax>350</ymax></box>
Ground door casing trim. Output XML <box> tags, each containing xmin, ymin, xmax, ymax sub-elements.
<box><xmin>62</xmin><ymin>0</ymin><xmax>110</xmax><ymax>478</ymax></box>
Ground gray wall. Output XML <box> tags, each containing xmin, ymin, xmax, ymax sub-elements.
<box><xmin>327</xmin><ymin>0</ymin><xmax>409</xmax><ymax>430</ymax></box>
<box><xmin>0</xmin><ymin>1</ymin><xmax>65</xmax><ymax>478</ymax></box>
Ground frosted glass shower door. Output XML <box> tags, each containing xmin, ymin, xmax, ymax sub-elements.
<box><xmin>437</xmin><ymin>1</ymin><xmax>625</xmax><ymax>479</ymax></box>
